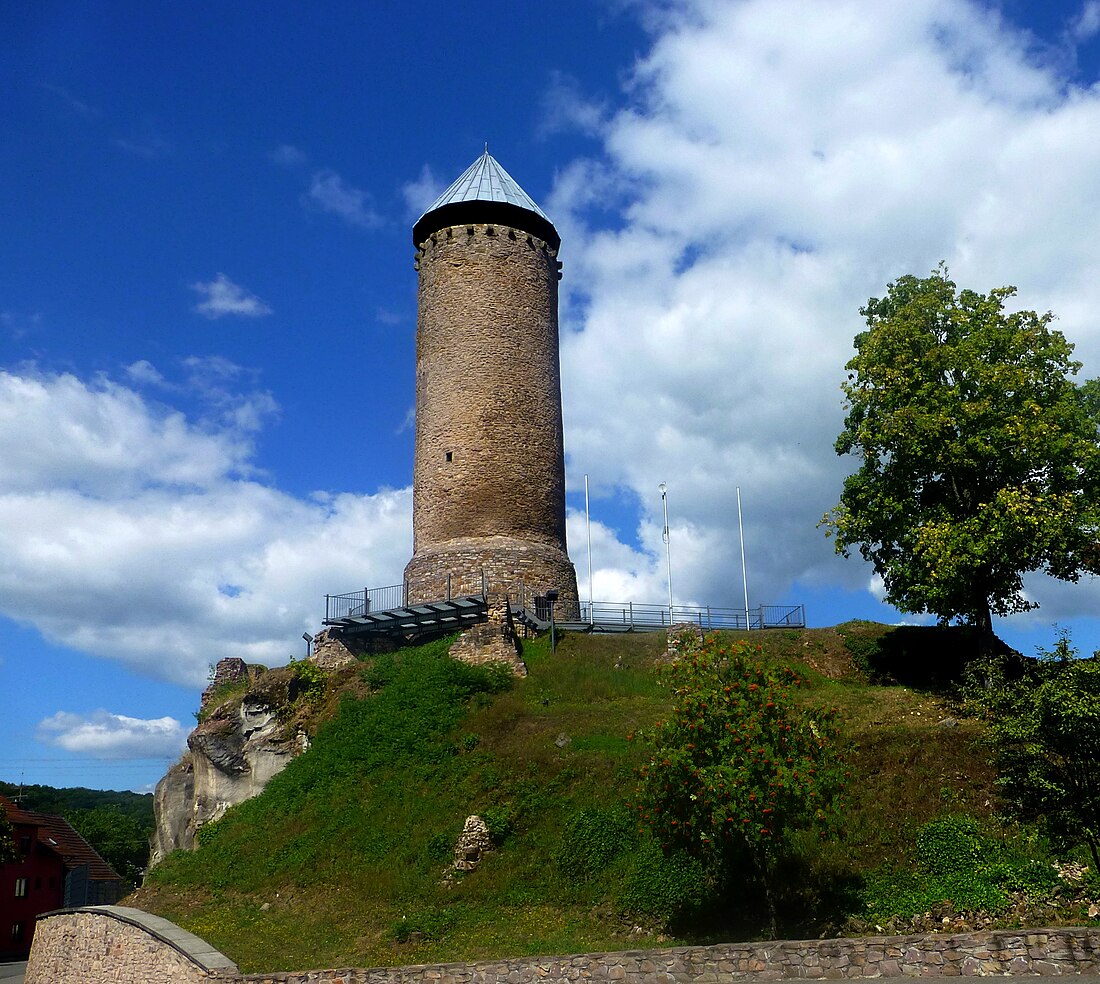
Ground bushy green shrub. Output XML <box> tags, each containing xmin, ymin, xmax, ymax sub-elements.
<box><xmin>618</xmin><ymin>838</ymin><xmax>709</xmax><ymax>920</ymax></box>
<box><xmin>633</xmin><ymin>636</ymin><xmax>845</xmax><ymax>931</ymax></box>
<box><xmin>291</xmin><ymin>659</ymin><xmax>328</xmax><ymax>703</ymax></box>
<box><xmin>861</xmin><ymin>815</ymin><xmax>1061</xmax><ymax>921</ymax></box>
<box><xmin>556</xmin><ymin>808</ymin><xmax>635</xmax><ymax>880</ymax></box>
<box><xmin>481</xmin><ymin>804</ymin><xmax>516</xmax><ymax>845</ymax></box>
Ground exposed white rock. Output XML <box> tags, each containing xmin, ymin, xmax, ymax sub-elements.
<box><xmin>149</xmin><ymin>661</ymin><xmax>306</xmax><ymax>866</ymax></box>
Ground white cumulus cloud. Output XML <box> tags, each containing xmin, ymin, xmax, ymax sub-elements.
<box><xmin>306</xmin><ymin>168</ymin><xmax>382</xmax><ymax>228</ymax></box>
<box><xmin>191</xmin><ymin>273</ymin><xmax>273</xmax><ymax>320</ymax></box>
<box><xmin>0</xmin><ymin>367</ymin><xmax>411</xmax><ymax>687</ymax></box>
<box><xmin>37</xmin><ymin>710</ymin><xmax>189</xmax><ymax>760</ymax></box>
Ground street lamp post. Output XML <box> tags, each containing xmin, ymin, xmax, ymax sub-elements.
<box><xmin>659</xmin><ymin>483</ymin><xmax>673</xmax><ymax>623</ymax></box>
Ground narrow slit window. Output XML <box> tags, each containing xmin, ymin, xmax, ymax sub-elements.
<box><xmin>445</xmin><ymin>451</ymin><xmax>453</xmax><ymax>462</ymax></box>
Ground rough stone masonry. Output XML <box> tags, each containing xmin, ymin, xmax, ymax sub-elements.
<box><xmin>403</xmin><ymin>151</ymin><xmax>579</xmax><ymax>617</ymax></box>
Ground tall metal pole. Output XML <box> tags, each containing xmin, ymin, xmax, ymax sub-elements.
<box><xmin>585</xmin><ymin>474</ymin><xmax>593</xmax><ymax>624</ymax></box>
<box><xmin>659</xmin><ymin>482</ymin><xmax>673</xmax><ymax>621</ymax></box>
<box><xmin>737</xmin><ymin>486</ymin><xmax>750</xmax><ymax>630</ymax></box>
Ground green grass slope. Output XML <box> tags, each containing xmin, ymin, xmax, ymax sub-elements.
<box><xmin>133</xmin><ymin>624</ymin><xmax>1097</xmax><ymax>974</ymax></box>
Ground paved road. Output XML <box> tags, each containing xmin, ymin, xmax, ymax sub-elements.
<box><xmin>0</xmin><ymin>962</ymin><xmax>25</xmax><ymax>983</ymax></box>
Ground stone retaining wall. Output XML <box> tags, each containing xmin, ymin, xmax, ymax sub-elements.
<box><xmin>236</xmin><ymin>928</ymin><xmax>1100</xmax><ymax>983</ymax></box>
<box><xmin>27</xmin><ymin>907</ymin><xmax>1100</xmax><ymax>984</ymax></box>
<box><xmin>27</xmin><ymin>905</ymin><xmax>238</xmax><ymax>983</ymax></box>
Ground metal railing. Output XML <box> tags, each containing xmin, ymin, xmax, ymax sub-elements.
<box><xmin>325</xmin><ymin>574</ymin><xmax>804</xmax><ymax>633</ymax></box>
<box><xmin>575</xmin><ymin>602</ymin><xmax>804</xmax><ymax>631</ymax></box>
<box><xmin>325</xmin><ymin>583</ymin><xmax>406</xmax><ymax>621</ymax></box>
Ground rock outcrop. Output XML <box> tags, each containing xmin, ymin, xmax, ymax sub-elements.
<box><xmin>149</xmin><ymin>659</ymin><xmax>313</xmax><ymax>866</ymax></box>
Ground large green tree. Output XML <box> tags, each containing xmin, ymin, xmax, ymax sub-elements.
<box><xmin>824</xmin><ymin>267</ymin><xmax>1100</xmax><ymax>643</ymax></box>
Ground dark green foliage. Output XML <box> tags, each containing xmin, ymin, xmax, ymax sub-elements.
<box><xmin>0</xmin><ymin>782</ymin><xmax>154</xmax><ymax>878</ymax></box>
<box><xmin>290</xmin><ymin>658</ymin><xmax>329</xmax><ymax>704</ymax></box>
<box><xmin>861</xmin><ymin>815</ymin><xmax>1060</xmax><ymax>920</ymax></box>
<box><xmin>633</xmin><ymin>636</ymin><xmax>846</xmax><ymax>932</ymax></box>
<box><xmin>68</xmin><ymin>806</ymin><xmax>149</xmax><ymax>886</ymax></box>
<box><xmin>0</xmin><ymin>782</ymin><xmax>153</xmax><ymax>828</ymax></box>
<box><xmin>988</xmin><ymin>652</ymin><xmax>1100</xmax><ymax>870</ymax></box>
<box><xmin>480</xmin><ymin>804</ymin><xmax>517</xmax><ymax>845</ymax></box>
<box><xmin>842</xmin><ymin>623</ymin><xmax>989</xmax><ymax>690</ymax></box>
<box><xmin>556</xmin><ymin>808</ymin><xmax>635</xmax><ymax>880</ymax></box>
<box><xmin>618</xmin><ymin>839</ymin><xmax>709</xmax><ymax>920</ymax></box>
<box><xmin>0</xmin><ymin>809</ymin><xmax>18</xmax><ymax>865</ymax></box>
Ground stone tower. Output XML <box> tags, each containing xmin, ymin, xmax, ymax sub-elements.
<box><xmin>403</xmin><ymin>150</ymin><xmax>579</xmax><ymax>613</ymax></box>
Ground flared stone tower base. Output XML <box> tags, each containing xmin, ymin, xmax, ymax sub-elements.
<box><xmin>404</xmin><ymin>535</ymin><xmax>579</xmax><ymax>616</ymax></box>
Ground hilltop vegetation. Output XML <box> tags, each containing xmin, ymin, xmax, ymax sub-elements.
<box><xmin>133</xmin><ymin>625</ymin><xmax>1100</xmax><ymax>974</ymax></box>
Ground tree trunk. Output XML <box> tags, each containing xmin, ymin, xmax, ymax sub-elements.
<box><xmin>972</xmin><ymin>597</ymin><xmax>997</xmax><ymax>662</ymax></box>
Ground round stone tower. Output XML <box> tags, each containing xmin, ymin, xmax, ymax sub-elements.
<box><xmin>403</xmin><ymin>150</ymin><xmax>579</xmax><ymax>613</ymax></box>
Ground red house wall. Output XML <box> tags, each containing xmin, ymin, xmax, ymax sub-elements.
<box><xmin>1</xmin><ymin>818</ymin><xmax>66</xmax><ymax>959</ymax></box>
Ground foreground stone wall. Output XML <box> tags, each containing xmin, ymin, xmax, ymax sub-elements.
<box><xmin>30</xmin><ymin>908</ymin><xmax>1100</xmax><ymax>984</ymax></box>
<box><xmin>235</xmin><ymin>928</ymin><xmax>1100</xmax><ymax>983</ymax></box>
<box><xmin>26</xmin><ymin>905</ymin><xmax>237</xmax><ymax>983</ymax></box>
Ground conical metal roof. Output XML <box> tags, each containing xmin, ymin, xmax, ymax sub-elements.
<box><xmin>425</xmin><ymin>150</ymin><xmax>551</xmax><ymax>219</ymax></box>
<box><xmin>412</xmin><ymin>149</ymin><xmax>559</xmax><ymax>249</ymax></box>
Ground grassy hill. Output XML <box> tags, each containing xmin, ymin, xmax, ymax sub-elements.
<box><xmin>132</xmin><ymin>624</ymin><xmax>1099</xmax><ymax>974</ymax></box>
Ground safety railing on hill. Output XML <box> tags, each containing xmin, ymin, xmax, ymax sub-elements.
<box><xmin>325</xmin><ymin>577</ymin><xmax>804</xmax><ymax>632</ymax></box>
<box><xmin>573</xmin><ymin>601</ymin><xmax>805</xmax><ymax>631</ymax></box>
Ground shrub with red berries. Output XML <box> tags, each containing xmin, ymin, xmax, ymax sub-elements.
<box><xmin>631</xmin><ymin>635</ymin><xmax>846</xmax><ymax>926</ymax></box>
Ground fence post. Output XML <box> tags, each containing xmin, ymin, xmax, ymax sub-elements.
<box><xmin>706</xmin><ymin>606</ymin><xmax>712</xmax><ymax>630</ymax></box>
<box><xmin>482</xmin><ymin>568</ymin><xmax>487</xmax><ymax>597</ymax></box>
<box><xmin>629</xmin><ymin>601</ymin><xmax>633</xmax><ymax>630</ymax></box>
<box><xmin>325</xmin><ymin>594</ymin><xmax>330</xmax><ymax>621</ymax></box>
<box><xmin>446</xmin><ymin>574</ymin><xmax>451</xmax><ymax>601</ymax></box>
<box><xmin>404</xmin><ymin>580</ymin><xmax>409</xmax><ymax>607</ymax></box>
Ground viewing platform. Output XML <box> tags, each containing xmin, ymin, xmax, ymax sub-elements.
<box><xmin>323</xmin><ymin>578</ymin><xmax>804</xmax><ymax>642</ymax></box>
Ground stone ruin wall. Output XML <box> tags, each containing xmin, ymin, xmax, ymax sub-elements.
<box><xmin>447</xmin><ymin>592</ymin><xmax>527</xmax><ymax>677</ymax></box>
<box><xmin>28</xmin><ymin>907</ymin><xmax>1100</xmax><ymax>984</ymax></box>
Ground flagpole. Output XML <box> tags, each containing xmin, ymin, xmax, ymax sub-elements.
<box><xmin>737</xmin><ymin>486</ymin><xmax>750</xmax><ymax>629</ymax></box>
<box><xmin>585</xmin><ymin>474</ymin><xmax>593</xmax><ymax>624</ymax></box>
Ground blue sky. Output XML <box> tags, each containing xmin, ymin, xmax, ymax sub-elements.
<box><xmin>5</xmin><ymin>0</ymin><xmax>1100</xmax><ymax>792</ymax></box>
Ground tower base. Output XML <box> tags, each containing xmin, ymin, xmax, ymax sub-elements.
<box><xmin>404</xmin><ymin>536</ymin><xmax>579</xmax><ymax>619</ymax></box>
